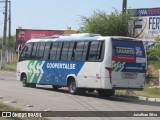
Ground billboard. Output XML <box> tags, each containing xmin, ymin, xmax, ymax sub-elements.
<box><xmin>128</xmin><ymin>8</ymin><xmax>160</xmax><ymax>41</ymax></box>
<box><xmin>16</xmin><ymin>29</ymin><xmax>64</xmax><ymax>52</ymax></box>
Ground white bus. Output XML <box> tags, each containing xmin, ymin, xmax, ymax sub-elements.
<box><xmin>17</xmin><ymin>33</ymin><xmax>147</xmax><ymax>97</ymax></box>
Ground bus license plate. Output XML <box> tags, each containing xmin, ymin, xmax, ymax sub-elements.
<box><xmin>121</xmin><ymin>73</ymin><xmax>137</xmax><ymax>79</ymax></box>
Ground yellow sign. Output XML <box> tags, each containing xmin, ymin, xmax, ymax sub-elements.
<box><xmin>64</xmin><ymin>30</ymin><xmax>79</xmax><ymax>34</ymax></box>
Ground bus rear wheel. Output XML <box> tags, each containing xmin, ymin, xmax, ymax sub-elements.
<box><xmin>68</xmin><ymin>80</ymin><xmax>86</xmax><ymax>95</ymax></box>
<box><xmin>68</xmin><ymin>80</ymin><xmax>78</xmax><ymax>95</ymax></box>
<box><xmin>97</xmin><ymin>89</ymin><xmax>115</xmax><ymax>97</ymax></box>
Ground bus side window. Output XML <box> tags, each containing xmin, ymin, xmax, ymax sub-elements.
<box><xmin>82</xmin><ymin>42</ymin><xmax>89</xmax><ymax>61</ymax></box>
<box><xmin>56</xmin><ymin>43</ymin><xmax>63</xmax><ymax>60</ymax></box>
<box><xmin>50</xmin><ymin>42</ymin><xmax>58</xmax><ymax>60</ymax></box>
<box><xmin>61</xmin><ymin>42</ymin><xmax>70</xmax><ymax>60</ymax></box>
<box><xmin>99</xmin><ymin>41</ymin><xmax>104</xmax><ymax>61</ymax></box>
<box><xmin>68</xmin><ymin>42</ymin><xmax>75</xmax><ymax>60</ymax></box>
<box><xmin>35</xmin><ymin>43</ymin><xmax>41</xmax><ymax>59</ymax></box>
<box><xmin>31</xmin><ymin>43</ymin><xmax>38</xmax><ymax>59</ymax></box>
<box><xmin>72</xmin><ymin>42</ymin><xmax>77</xmax><ymax>60</ymax></box>
<box><xmin>43</xmin><ymin>42</ymin><xmax>51</xmax><ymax>60</ymax></box>
<box><xmin>88</xmin><ymin>41</ymin><xmax>102</xmax><ymax>62</ymax></box>
<box><xmin>36</xmin><ymin>42</ymin><xmax>45</xmax><ymax>60</ymax></box>
<box><xmin>74</xmin><ymin>42</ymin><xmax>84</xmax><ymax>61</ymax></box>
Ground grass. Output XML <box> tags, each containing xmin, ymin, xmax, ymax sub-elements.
<box><xmin>0</xmin><ymin>62</ymin><xmax>17</xmax><ymax>72</ymax></box>
<box><xmin>0</xmin><ymin>103</ymin><xmax>19</xmax><ymax>111</ymax></box>
<box><xmin>115</xmin><ymin>83</ymin><xmax>160</xmax><ymax>98</ymax></box>
<box><xmin>0</xmin><ymin>103</ymin><xmax>48</xmax><ymax>120</ymax></box>
<box><xmin>148</xmin><ymin>61</ymin><xmax>160</xmax><ymax>69</ymax></box>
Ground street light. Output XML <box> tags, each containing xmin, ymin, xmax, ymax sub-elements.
<box><xmin>122</xmin><ymin>0</ymin><xmax>127</xmax><ymax>14</ymax></box>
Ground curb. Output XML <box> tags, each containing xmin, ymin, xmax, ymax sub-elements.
<box><xmin>115</xmin><ymin>95</ymin><xmax>160</xmax><ymax>103</ymax></box>
<box><xmin>138</xmin><ymin>96</ymin><xmax>160</xmax><ymax>102</ymax></box>
<box><xmin>155</xmin><ymin>98</ymin><xmax>160</xmax><ymax>102</ymax></box>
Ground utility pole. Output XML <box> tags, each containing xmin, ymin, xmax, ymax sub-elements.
<box><xmin>122</xmin><ymin>0</ymin><xmax>127</xmax><ymax>14</ymax></box>
<box><xmin>8</xmin><ymin>0</ymin><xmax>11</xmax><ymax>63</ymax></box>
<box><xmin>1</xmin><ymin>0</ymin><xmax>8</xmax><ymax>68</ymax></box>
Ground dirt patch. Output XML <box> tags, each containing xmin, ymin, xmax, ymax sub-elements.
<box><xmin>0</xmin><ymin>71</ymin><xmax>16</xmax><ymax>78</ymax></box>
<box><xmin>147</xmin><ymin>65</ymin><xmax>159</xmax><ymax>85</ymax></box>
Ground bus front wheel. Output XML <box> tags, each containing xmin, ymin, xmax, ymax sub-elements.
<box><xmin>22</xmin><ymin>75</ymin><xmax>29</xmax><ymax>87</ymax></box>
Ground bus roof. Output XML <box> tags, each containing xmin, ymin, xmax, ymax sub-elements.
<box><xmin>26</xmin><ymin>33</ymin><xmax>142</xmax><ymax>43</ymax></box>
<box><xmin>27</xmin><ymin>37</ymin><xmax>99</xmax><ymax>43</ymax></box>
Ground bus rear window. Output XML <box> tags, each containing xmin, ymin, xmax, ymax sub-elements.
<box><xmin>112</xmin><ymin>39</ymin><xmax>145</xmax><ymax>62</ymax></box>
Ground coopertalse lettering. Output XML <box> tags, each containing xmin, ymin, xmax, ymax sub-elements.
<box><xmin>47</xmin><ymin>63</ymin><xmax>76</xmax><ymax>69</ymax></box>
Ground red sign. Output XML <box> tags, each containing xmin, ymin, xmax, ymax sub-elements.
<box><xmin>16</xmin><ymin>29</ymin><xmax>64</xmax><ymax>51</ymax></box>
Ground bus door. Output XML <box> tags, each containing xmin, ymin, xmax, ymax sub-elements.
<box><xmin>111</xmin><ymin>39</ymin><xmax>146</xmax><ymax>89</ymax></box>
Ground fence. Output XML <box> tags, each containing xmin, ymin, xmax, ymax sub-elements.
<box><xmin>0</xmin><ymin>49</ymin><xmax>18</xmax><ymax>64</ymax></box>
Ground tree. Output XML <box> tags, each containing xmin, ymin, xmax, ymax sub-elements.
<box><xmin>0</xmin><ymin>35</ymin><xmax>16</xmax><ymax>50</ymax></box>
<box><xmin>7</xmin><ymin>35</ymin><xmax>16</xmax><ymax>50</ymax></box>
<box><xmin>155</xmin><ymin>35</ymin><xmax>160</xmax><ymax>41</ymax></box>
<box><xmin>148</xmin><ymin>35</ymin><xmax>160</xmax><ymax>59</ymax></box>
<box><xmin>79</xmin><ymin>10</ymin><xmax>131</xmax><ymax>36</ymax></box>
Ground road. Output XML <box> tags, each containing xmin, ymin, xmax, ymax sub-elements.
<box><xmin>0</xmin><ymin>71</ymin><xmax>160</xmax><ymax>120</ymax></box>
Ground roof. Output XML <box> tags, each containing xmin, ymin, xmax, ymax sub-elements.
<box><xmin>26</xmin><ymin>33</ymin><xmax>142</xmax><ymax>43</ymax></box>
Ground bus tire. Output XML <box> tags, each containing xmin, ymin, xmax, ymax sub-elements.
<box><xmin>68</xmin><ymin>80</ymin><xmax>78</xmax><ymax>95</ymax></box>
<box><xmin>97</xmin><ymin>89</ymin><xmax>115</xmax><ymax>97</ymax></box>
<box><xmin>22</xmin><ymin>75</ymin><xmax>29</xmax><ymax>87</ymax></box>
<box><xmin>87</xmin><ymin>89</ymin><xmax>95</xmax><ymax>93</ymax></box>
